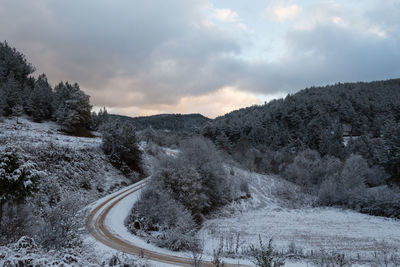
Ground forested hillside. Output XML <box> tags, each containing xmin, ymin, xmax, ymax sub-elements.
<box><xmin>111</xmin><ymin>113</ymin><xmax>210</xmax><ymax>132</ymax></box>
<box><xmin>200</xmin><ymin>80</ymin><xmax>400</xmax><ymax>219</ymax></box>
<box><xmin>202</xmin><ymin>80</ymin><xmax>400</xmax><ymax>183</ymax></box>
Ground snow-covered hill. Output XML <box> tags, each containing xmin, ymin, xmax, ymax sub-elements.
<box><xmin>0</xmin><ymin>117</ymin><xmax>147</xmax><ymax>266</ymax></box>
<box><xmin>0</xmin><ymin>117</ymin><xmax>130</xmax><ymax>197</ymax></box>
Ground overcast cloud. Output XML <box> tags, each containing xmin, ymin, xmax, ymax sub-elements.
<box><xmin>1</xmin><ymin>0</ymin><xmax>399</xmax><ymax>117</ymax></box>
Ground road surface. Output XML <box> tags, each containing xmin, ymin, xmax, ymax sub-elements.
<box><xmin>86</xmin><ymin>180</ymin><xmax>251</xmax><ymax>266</ymax></box>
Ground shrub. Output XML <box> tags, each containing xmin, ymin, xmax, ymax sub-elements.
<box><xmin>249</xmin><ymin>236</ymin><xmax>285</xmax><ymax>267</ymax></box>
<box><xmin>127</xmin><ymin>136</ymin><xmax>246</xmax><ymax>251</ymax></box>
<box><xmin>35</xmin><ymin>192</ymin><xmax>83</xmax><ymax>249</ymax></box>
<box><xmin>318</xmin><ymin>177</ymin><xmax>339</xmax><ymax>205</ymax></box>
<box><xmin>283</xmin><ymin>149</ymin><xmax>324</xmax><ymax>188</ymax></box>
<box><xmin>126</xmin><ymin>179</ymin><xmax>198</xmax><ymax>251</ymax></box>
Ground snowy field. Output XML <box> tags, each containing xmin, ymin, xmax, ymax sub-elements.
<box><xmin>199</xmin><ymin>168</ymin><xmax>400</xmax><ymax>263</ymax></box>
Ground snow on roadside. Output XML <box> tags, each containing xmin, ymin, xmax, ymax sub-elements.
<box><xmin>95</xmin><ymin>177</ymin><xmax>314</xmax><ymax>266</ymax></box>
<box><xmin>97</xmin><ymin>178</ymin><xmax>252</xmax><ymax>266</ymax></box>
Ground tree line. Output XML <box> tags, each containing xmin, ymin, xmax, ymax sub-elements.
<box><xmin>0</xmin><ymin>41</ymin><xmax>92</xmax><ymax>135</ymax></box>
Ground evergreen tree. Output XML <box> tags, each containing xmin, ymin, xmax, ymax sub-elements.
<box><xmin>0</xmin><ymin>72</ymin><xmax>24</xmax><ymax>115</ymax></box>
<box><xmin>53</xmin><ymin>82</ymin><xmax>92</xmax><ymax>133</ymax></box>
<box><xmin>384</xmin><ymin>121</ymin><xmax>400</xmax><ymax>184</ymax></box>
<box><xmin>160</xmin><ymin>165</ymin><xmax>208</xmax><ymax>223</ymax></box>
<box><xmin>0</xmin><ymin>41</ymin><xmax>35</xmax><ymax>85</ymax></box>
<box><xmin>27</xmin><ymin>74</ymin><xmax>54</xmax><ymax>122</ymax></box>
<box><xmin>102</xmin><ymin>120</ymin><xmax>142</xmax><ymax>176</ymax></box>
<box><xmin>0</xmin><ymin>41</ymin><xmax>35</xmax><ymax>116</ymax></box>
<box><xmin>90</xmin><ymin>107</ymin><xmax>109</xmax><ymax>130</ymax></box>
<box><xmin>0</xmin><ymin>89</ymin><xmax>5</xmax><ymax>116</ymax></box>
<box><xmin>0</xmin><ymin>146</ymin><xmax>40</xmax><ymax>225</ymax></box>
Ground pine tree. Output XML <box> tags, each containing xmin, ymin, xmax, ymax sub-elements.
<box><xmin>0</xmin><ymin>146</ymin><xmax>40</xmax><ymax>225</ymax></box>
<box><xmin>102</xmin><ymin>120</ymin><xmax>142</xmax><ymax>175</ymax></box>
<box><xmin>0</xmin><ymin>41</ymin><xmax>35</xmax><ymax>85</ymax></box>
<box><xmin>0</xmin><ymin>72</ymin><xmax>26</xmax><ymax>116</ymax></box>
<box><xmin>27</xmin><ymin>74</ymin><xmax>54</xmax><ymax>122</ymax></box>
<box><xmin>90</xmin><ymin>107</ymin><xmax>109</xmax><ymax>130</ymax></box>
<box><xmin>0</xmin><ymin>89</ymin><xmax>6</xmax><ymax>116</ymax></box>
<box><xmin>53</xmin><ymin>82</ymin><xmax>92</xmax><ymax>133</ymax></box>
<box><xmin>384</xmin><ymin>121</ymin><xmax>400</xmax><ymax>184</ymax></box>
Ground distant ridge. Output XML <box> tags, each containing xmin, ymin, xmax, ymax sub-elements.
<box><xmin>110</xmin><ymin>113</ymin><xmax>210</xmax><ymax>132</ymax></box>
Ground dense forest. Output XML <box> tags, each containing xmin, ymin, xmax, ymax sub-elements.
<box><xmin>111</xmin><ymin>113</ymin><xmax>210</xmax><ymax>132</ymax></box>
<box><xmin>202</xmin><ymin>80</ymin><xmax>400</xmax><ymax>184</ymax></box>
<box><xmin>198</xmin><ymin>80</ymin><xmax>400</xmax><ymax>219</ymax></box>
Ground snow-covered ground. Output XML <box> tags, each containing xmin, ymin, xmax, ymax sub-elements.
<box><xmin>83</xmin><ymin>143</ymin><xmax>400</xmax><ymax>266</ymax></box>
<box><xmin>0</xmin><ymin>117</ymin><xmax>142</xmax><ymax>266</ymax></box>
<box><xmin>88</xmin><ymin>178</ymin><xmax>306</xmax><ymax>266</ymax></box>
<box><xmin>199</xmin><ymin>168</ymin><xmax>400</xmax><ymax>264</ymax></box>
<box><xmin>0</xmin><ymin>116</ymin><xmax>98</xmax><ymax>148</ymax></box>
<box><xmin>3</xmin><ymin>117</ymin><xmax>399</xmax><ymax>266</ymax></box>
<box><xmin>0</xmin><ymin>117</ymin><xmax>130</xmax><ymax>194</ymax></box>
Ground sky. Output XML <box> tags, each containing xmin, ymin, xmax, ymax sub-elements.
<box><xmin>1</xmin><ymin>0</ymin><xmax>399</xmax><ymax>118</ymax></box>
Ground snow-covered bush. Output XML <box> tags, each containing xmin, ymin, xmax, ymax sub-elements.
<box><xmin>127</xmin><ymin>136</ymin><xmax>247</xmax><ymax>251</ymax></box>
<box><xmin>126</xmin><ymin>179</ymin><xmax>198</xmax><ymax>251</ymax></box>
<box><xmin>1</xmin><ymin>236</ymin><xmax>147</xmax><ymax>267</ymax></box>
<box><xmin>354</xmin><ymin>186</ymin><xmax>400</xmax><ymax>218</ymax></box>
<box><xmin>107</xmin><ymin>252</ymin><xmax>145</xmax><ymax>267</ymax></box>
<box><xmin>248</xmin><ymin>236</ymin><xmax>285</xmax><ymax>267</ymax></box>
<box><xmin>341</xmin><ymin>154</ymin><xmax>368</xmax><ymax>191</ymax></box>
<box><xmin>0</xmin><ymin>203</ymin><xmax>33</xmax><ymax>245</ymax></box>
<box><xmin>0</xmin><ymin>146</ymin><xmax>41</xmax><ymax>226</ymax></box>
<box><xmin>35</xmin><ymin>192</ymin><xmax>83</xmax><ymax>249</ymax></box>
<box><xmin>315</xmin><ymin>154</ymin><xmax>400</xmax><ymax>217</ymax></box>
<box><xmin>318</xmin><ymin>177</ymin><xmax>339</xmax><ymax>205</ymax></box>
<box><xmin>179</xmin><ymin>136</ymin><xmax>237</xmax><ymax>211</ymax></box>
<box><xmin>283</xmin><ymin>149</ymin><xmax>324</xmax><ymax>188</ymax></box>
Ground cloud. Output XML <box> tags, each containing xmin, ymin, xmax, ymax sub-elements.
<box><xmin>0</xmin><ymin>0</ymin><xmax>399</xmax><ymax>118</ymax></box>
<box><xmin>267</xmin><ymin>4</ymin><xmax>301</xmax><ymax>22</ymax></box>
<box><xmin>213</xmin><ymin>8</ymin><xmax>239</xmax><ymax>22</ymax></box>
<box><xmin>368</xmin><ymin>26</ymin><xmax>387</xmax><ymax>38</ymax></box>
<box><xmin>109</xmin><ymin>86</ymin><xmax>261</xmax><ymax>118</ymax></box>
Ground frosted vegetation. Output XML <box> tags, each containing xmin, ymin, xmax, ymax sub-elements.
<box><xmin>125</xmin><ymin>136</ymin><xmax>249</xmax><ymax>251</ymax></box>
<box><xmin>1</xmin><ymin>40</ymin><xmax>400</xmax><ymax>266</ymax></box>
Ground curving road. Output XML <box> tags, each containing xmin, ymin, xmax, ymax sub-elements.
<box><xmin>86</xmin><ymin>180</ymin><xmax>250</xmax><ymax>267</ymax></box>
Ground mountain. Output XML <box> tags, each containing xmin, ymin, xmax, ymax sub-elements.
<box><xmin>111</xmin><ymin>113</ymin><xmax>210</xmax><ymax>132</ymax></box>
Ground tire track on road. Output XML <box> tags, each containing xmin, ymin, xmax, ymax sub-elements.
<box><xmin>87</xmin><ymin>180</ymin><xmax>250</xmax><ymax>266</ymax></box>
